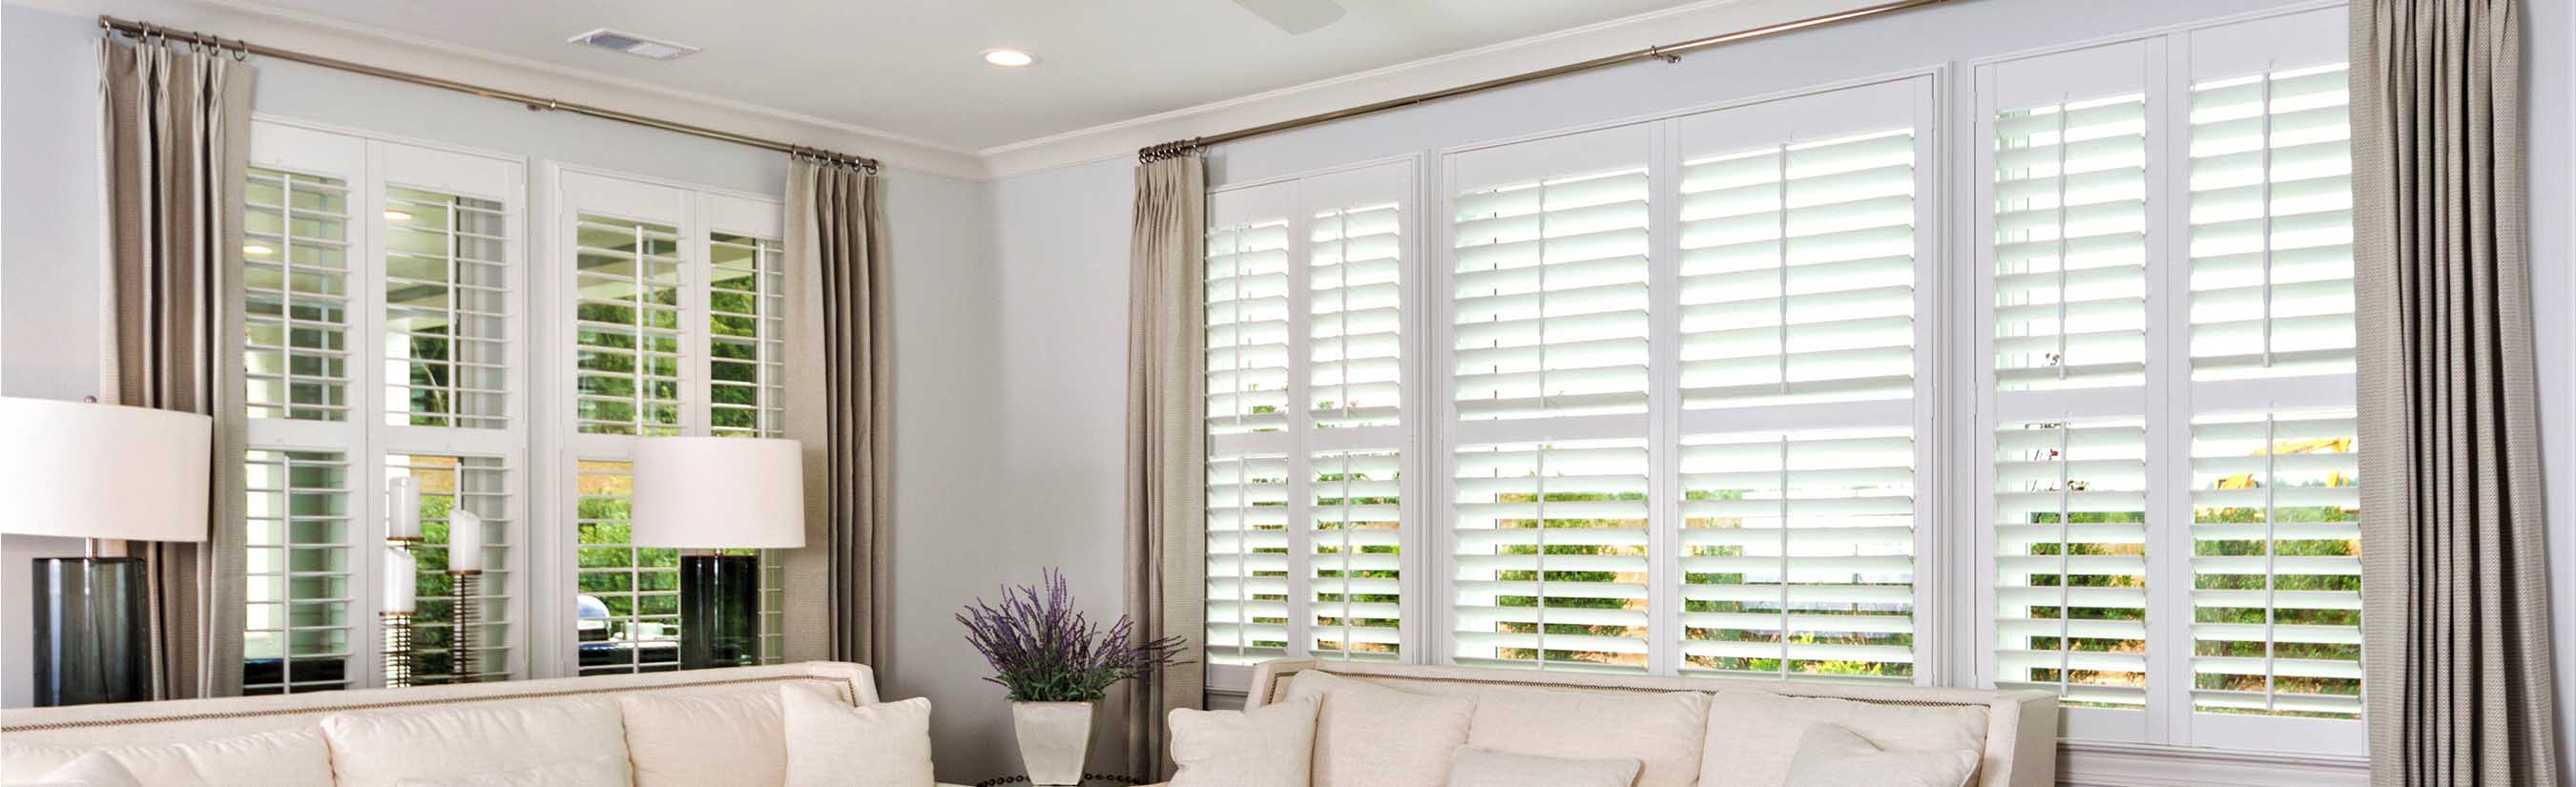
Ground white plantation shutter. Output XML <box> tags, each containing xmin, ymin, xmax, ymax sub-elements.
<box><xmin>1678</xmin><ymin>129</ymin><xmax>1917</xmax><ymax>408</ymax></box>
<box><xmin>1988</xmin><ymin>419</ymin><xmax>2151</xmax><ymax>709</ymax></box>
<box><xmin>1451</xmin><ymin>126</ymin><xmax>1652</xmax><ymax>423</ymax></box>
<box><xmin>1977</xmin><ymin>10</ymin><xmax>2360</xmax><ymax>752</ymax></box>
<box><xmin>1977</xmin><ymin>42</ymin><xmax>2161</xmax><ymax>738</ymax></box>
<box><xmin>1202</xmin><ymin>162</ymin><xmax>1414</xmax><ymax>682</ymax></box>
<box><xmin>1208</xmin><ymin>217</ymin><xmax>1294</xmax><ymax>436</ymax></box>
<box><xmin>1309</xmin><ymin>448</ymin><xmax>1402</xmax><ymax>659</ymax></box>
<box><xmin>244</xmin><ymin>166</ymin><xmax>355</xmax><ymax>422</ymax></box>
<box><xmin>1990</xmin><ymin>93</ymin><xmax>2151</xmax><ymax>391</ymax></box>
<box><xmin>243</xmin><ymin>123</ymin><xmax>529</xmax><ymax>690</ymax></box>
<box><xmin>383</xmin><ymin>187</ymin><xmax>510</xmax><ymax>428</ymax></box>
<box><xmin>389</xmin><ymin>452</ymin><xmax>517</xmax><ymax>683</ymax></box>
<box><xmin>1206</xmin><ymin>452</ymin><xmax>1292</xmax><ymax>664</ymax></box>
<box><xmin>2176</xmin><ymin>10</ymin><xmax>2364</xmax><ymax>746</ymax></box>
<box><xmin>1665</xmin><ymin>78</ymin><xmax>1934</xmax><ymax>683</ymax></box>
<box><xmin>1677</xmin><ymin>427</ymin><xmax>1915</xmax><ymax>681</ymax></box>
<box><xmin>571</xmin><ymin>215</ymin><xmax>686</xmax><ymax>436</ymax></box>
<box><xmin>1311</xmin><ymin>203</ymin><xmax>1403</xmax><ymax>427</ymax></box>
<box><xmin>2186</xmin><ymin>412</ymin><xmax>2361</xmax><ymax>718</ymax></box>
<box><xmin>1451</xmin><ymin>439</ymin><xmax>1652</xmax><ymax>671</ymax></box>
<box><xmin>1446</xmin><ymin>124</ymin><xmax>1654</xmax><ymax>673</ymax></box>
<box><xmin>242</xmin><ymin>449</ymin><xmax>353</xmax><ymax>694</ymax></box>
<box><xmin>2187</xmin><ymin>64</ymin><xmax>2356</xmax><ymax>380</ymax></box>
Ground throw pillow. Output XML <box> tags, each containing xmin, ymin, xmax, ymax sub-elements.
<box><xmin>1284</xmin><ymin>670</ymin><xmax>1477</xmax><ymax>787</ymax></box>
<box><xmin>780</xmin><ymin>683</ymin><xmax>935</xmax><ymax>787</ymax></box>
<box><xmin>2</xmin><ymin>729</ymin><xmax>334</xmax><ymax>787</ymax></box>
<box><xmin>1781</xmin><ymin>724</ymin><xmax>1981</xmax><ymax>787</ymax></box>
<box><xmin>1444</xmin><ymin>746</ymin><xmax>1640</xmax><ymax>787</ymax></box>
<box><xmin>1168</xmin><ymin>697</ymin><xmax>1319</xmax><ymax>787</ymax></box>
<box><xmin>389</xmin><ymin>755</ymin><xmax>630</xmax><ymax>787</ymax></box>
<box><xmin>620</xmin><ymin>691</ymin><xmax>789</xmax><ymax>787</ymax></box>
<box><xmin>38</xmin><ymin>752</ymin><xmax>145</xmax><ymax>787</ymax></box>
<box><xmin>1465</xmin><ymin>685</ymin><xmax>1706</xmax><ymax>787</ymax></box>
<box><xmin>1698</xmin><ymin>690</ymin><xmax>1987</xmax><ymax>787</ymax></box>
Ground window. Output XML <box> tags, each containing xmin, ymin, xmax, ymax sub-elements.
<box><xmin>1204</xmin><ymin>161</ymin><xmax>1415</xmax><ymax>687</ymax></box>
<box><xmin>1975</xmin><ymin>6</ymin><xmax>2359</xmax><ymax>753</ymax></box>
<box><xmin>1195</xmin><ymin>3</ymin><xmax>2357</xmax><ymax>760</ymax></box>
<box><xmin>240</xmin><ymin>121</ymin><xmax>527</xmax><ymax>692</ymax></box>
<box><xmin>553</xmin><ymin>170</ymin><xmax>791</xmax><ymax>674</ymax></box>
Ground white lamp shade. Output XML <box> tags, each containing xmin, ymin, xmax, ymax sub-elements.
<box><xmin>0</xmin><ymin>397</ymin><xmax>213</xmax><ymax>541</ymax></box>
<box><xmin>630</xmin><ymin>437</ymin><xmax>806</xmax><ymax>549</ymax></box>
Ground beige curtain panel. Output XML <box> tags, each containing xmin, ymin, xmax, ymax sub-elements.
<box><xmin>2351</xmin><ymin>1</ymin><xmax>2558</xmax><ymax>785</ymax></box>
<box><xmin>96</xmin><ymin>37</ymin><xmax>255</xmax><ymax>700</ymax></box>
<box><xmin>781</xmin><ymin>158</ymin><xmax>894</xmax><ymax>668</ymax></box>
<box><xmin>1124</xmin><ymin>155</ymin><xmax>1208</xmax><ymax>778</ymax></box>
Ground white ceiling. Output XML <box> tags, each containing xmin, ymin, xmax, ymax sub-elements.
<box><xmin>239</xmin><ymin>0</ymin><xmax>1711</xmax><ymax>152</ymax></box>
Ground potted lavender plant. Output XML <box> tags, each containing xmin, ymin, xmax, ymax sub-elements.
<box><xmin>958</xmin><ymin>569</ymin><xmax>1184</xmax><ymax>785</ymax></box>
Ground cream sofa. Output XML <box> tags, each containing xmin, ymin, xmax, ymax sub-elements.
<box><xmin>0</xmin><ymin>661</ymin><xmax>966</xmax><ymax>786</ymax></box>
<box><xmin>1195</xmin><ymin>659</ymin><xmax>2058</xmax><ymax>787</ymax></box>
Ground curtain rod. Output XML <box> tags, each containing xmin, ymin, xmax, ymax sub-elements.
<box><xmin>98</xmin><ymin>15</ymin><xmax>881</xmax><ymax>173</ymax></box>
<box><xmin>1138</xmin><ymin>0</ymin><xmax>1954</xmax><ymax>163</ymax></box>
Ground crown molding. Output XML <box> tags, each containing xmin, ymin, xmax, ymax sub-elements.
<box><xmin>974</xmin><ymin>0</ymin><xmax>1894</xmax><ymax>178</ymax></box>
<box><xmin>6</xmin><ymin>0</ymin><xmax>993</xmax><ymax>180</ymax></box>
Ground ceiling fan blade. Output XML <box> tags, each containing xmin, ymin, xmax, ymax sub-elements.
<box><xmin>1234</xmin><ymin>0</ymin><xmax>1348</xmax><ymax>34</ymax></box>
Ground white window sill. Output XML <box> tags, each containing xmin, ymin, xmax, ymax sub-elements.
<box><xmin>2061</xmin><ymin>740</ymin><xmax>2366</xmax><ymax>787</ymax></box>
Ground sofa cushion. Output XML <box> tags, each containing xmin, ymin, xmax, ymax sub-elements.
<box><xmin>31</xmin><ymin>752</ymin><xmax>144</xmax><ymax>787</ymax></box>
<box><xmin>781</xmin><ymin>684</ymin><xmax>934</xmax><ymax>787</ymax></box>
<box><xmin>1697</xmin><ymin>690</ymin><xmax>1988</xmax><ymax>787</ymax></box>
<box><xmin>390</xmin><ymin>755</ymin><xmax>632</xmax><ymax>787</ymax></box>
<box><xmin>1781</xmin><ymin>724</ymin><xmax>1979</xmax><ymax>787</ymax></box>
<box><xmin>1446</xmin><ymin>746</ymin><xmax>1641</xmax><ymax>787</ymax></box>
<box><xmin>1465</xmin><ymin>685</ymin><xmax>1706</xmax><ymax>787</ymax></box>
<box><xmin>621</xmin><ymin>691</ymin><xmax>788</xmax><ymax>787</ymax></box>
<box><xmin>1285</xmin><ymin>670</ymin><xmax>1476</xmax><ymax>787</ymax></box>
<box><xmin>1169</xmin><ymin>696</ymin><xmax>1319</xmax><ymax>787</ymax></box>
<box><xmin>2</xmin><ymin>728</ymin><xmax>333</xmax><ymax>787</ymax></box>
<box><xmin>322</xmin><ymin>697</ymin><xmax>631</xmax><ymax>787</ymax></box>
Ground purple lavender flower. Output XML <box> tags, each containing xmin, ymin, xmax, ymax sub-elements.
<box><xmin>957</xmin><ymin>569</ymin><xmax>1189</xmax><ymax>702</ymax></box>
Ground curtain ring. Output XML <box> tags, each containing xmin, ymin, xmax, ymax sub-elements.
<box><xmin>230</xmin><ymin>38</ymin><xmax>250</xmax><ymax>62</ymax></box>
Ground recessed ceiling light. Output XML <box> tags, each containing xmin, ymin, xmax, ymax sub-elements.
<box><xmin>982</xmin><ymin>49</ymin><xmax>1037</xmax><ymax>68</ymax></box>
<box><xmin>243</xmin><ymin>243</ymin><xmax>275</xmax><ymax>257</ymax></box>
<box><xmin>384</xmin><ymin>210</ymin><xmax>413</xmax><ymax>222</ymax></box>
<box><xmin>568</xmin><ymin>28</ymin><xmax>701</xmax><ymax>61</ymax></box>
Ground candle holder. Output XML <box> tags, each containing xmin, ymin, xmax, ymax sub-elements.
<box><xmin>447</xmin><ymin>570</ymin><xmax>481</xmax><ymax>684</ymax></box>
<box><xmin>381</xmin><ymin>611</ymin><xmax>414</xmax><ymax>688</ymax></box>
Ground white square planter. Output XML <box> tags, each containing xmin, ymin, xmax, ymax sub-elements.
<box><xmin>1010</xmin><ymin>700</ymin><xmax>1095</xmax><ymax>785</ymax></box>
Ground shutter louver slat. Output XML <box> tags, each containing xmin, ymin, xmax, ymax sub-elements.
<box><xmin>1991</xmin><ymin>94</ymin><xmax>2151</xmax><ymax>391</ymax></box>
<box><xmin>1311</xmin><ymin>447</ymin><xmax>1402</xmax><ymax>661</ymax></box>
<box><xmin>1991</xmin><ymin>419</ymin><xmax>2150</xmax><ymax>708</ymax></box>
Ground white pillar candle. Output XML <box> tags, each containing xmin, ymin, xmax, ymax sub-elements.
<box><xmin>446</xmin><ymin>508</ymin><xmax>484</xmax><ymax>572</ymax></box>
<box><xmin>387</xmin><ymin>476</ymin><xmax>420</xmax><ymax>541</ymax></box>
<box><xmin>383</xmin><ymin>547</ymin><xmax>417</xmax><ymax>614</ymax></box>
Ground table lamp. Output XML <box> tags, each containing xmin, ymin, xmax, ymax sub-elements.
<box><xmin>631</xmin><ymin>437</ymin><xmax>804</xmax><ymax>669</ymax></box>
<box><xmin>0</xmin><ymin>397</ymin><xmax>213</xmax><ymax>706</ymax></box>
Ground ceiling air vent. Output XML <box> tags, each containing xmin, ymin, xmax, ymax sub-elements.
<box><xmin>567</xmin><ymin>29</ymin><xmax>700</xmax><ymax>61</ymax></box>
